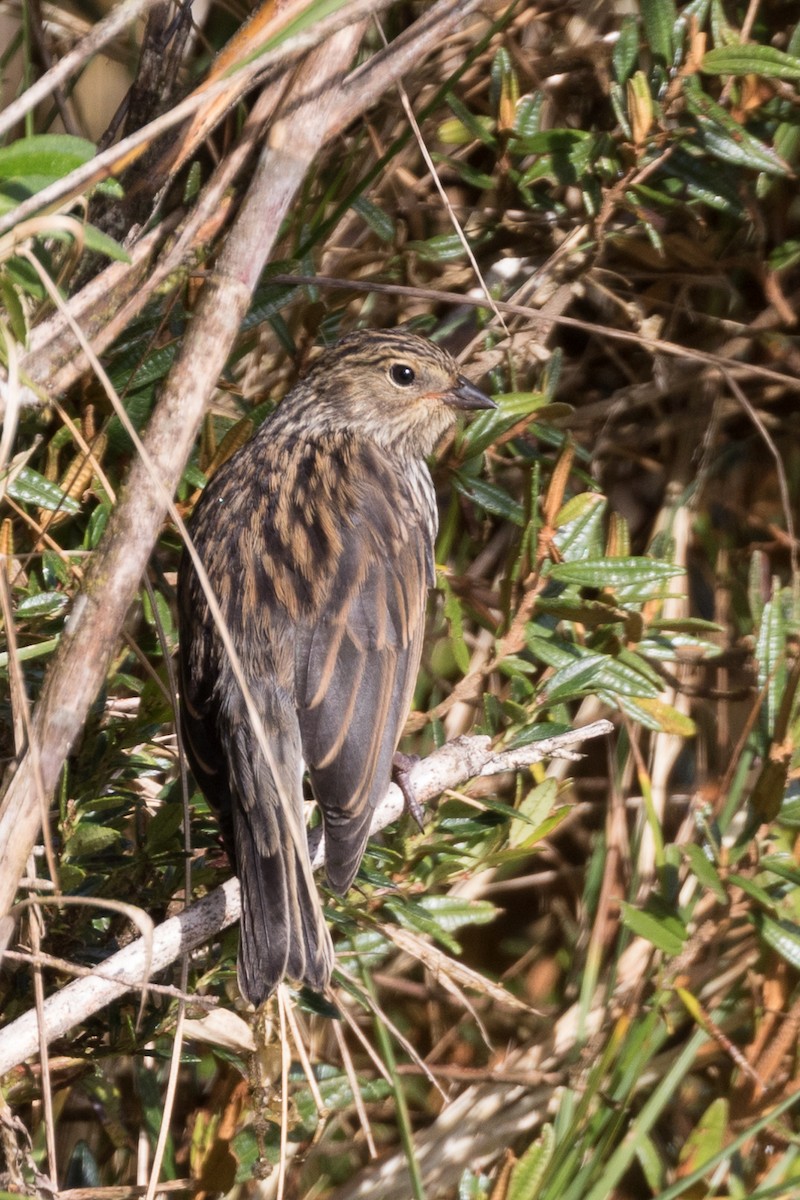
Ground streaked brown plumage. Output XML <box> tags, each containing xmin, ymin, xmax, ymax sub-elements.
<box><xmin>178</xmin><ymin>329</ymin><xmax>494</xmax><ymax>1004</ymax></box>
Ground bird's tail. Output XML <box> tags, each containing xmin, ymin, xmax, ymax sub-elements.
<box><xmin>228</xmin><ymin>730</ymin><xmax>334</xmax><ymax>1006</ymax></box>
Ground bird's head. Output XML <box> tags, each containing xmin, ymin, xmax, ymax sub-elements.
<box><xmin>288</xmin><ymin>329</ymin><xmax>495</xmax><ymax>457</ymax></box>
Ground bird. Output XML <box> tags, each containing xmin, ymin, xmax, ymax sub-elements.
<box><xmin>177</xmin><ymin>328</ymin><xmax>495</xmax><ymax>1005</ymax></box>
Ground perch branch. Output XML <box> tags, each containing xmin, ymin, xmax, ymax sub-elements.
<box><xmin>0</xmin><ymin>722</ymin><xmax>612</xmax><ymax>1076</ymax></box>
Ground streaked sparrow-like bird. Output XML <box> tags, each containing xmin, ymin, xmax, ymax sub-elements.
<box><xmin>178</xmin><ymin>329</ymin><xmax>494</xmax><ymax>1004</ymax></box>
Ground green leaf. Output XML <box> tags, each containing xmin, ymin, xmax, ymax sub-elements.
<box><xmin>512</xmin><ymin>93</ymin><xmax>545</xmax><ymax>141</ymax></box>
<box><xmin>615</xmin><ymin>694</ymin><xmax>695</xmax><ymax>734</ymax></box>
<box><xmin>0</xmin><ymin>275</ymin><xmax>27</xmax><ymax>342</ymax></box>
<box><xmin>84</xmin><ymin>502</ymin><xmax>111</xmax><ymax>548</ymax></box>
<box><xmin>702</xmin><ymin>43</ymin><xmax>800</xmax><ymax>79</ymax></box>
<box><xmin>641</xmin><ymin>0</ymin><xmax>677</xmax><ymax>64</ymax></box>
<box><xmin>454</xmin><ymin>473</ymin><xmax>525</xmax><ymax>525</ymax></box>
<box><xmin>461</xmin><ymin>390</ymin><xmax>547</xmax><ymax>458</ymax></box>
<box><xmin>441</xmin><ymin>577</ymin><xmax>470</xmax><ymax>673</ymax></box>
<box><xmin>42</xmin><ymin>549</ymin><xmax>70</xmax><ymax>587</ymax></box>
<box><xmin>754</xmin><ymin>914</ymin><xmax>800</xmax><ymax>970</ymax></box>
<box><xmin>678</xmin><ymin>1098</ymin><xmax>728</xmax><ymax>1174</ymax></box>
<box><xmin>438</xmin><ymin>117</ymin><xmax>482</xmax><ymax>147</ymax></box>
<box><xmin>146</xmin><ymin>801</ymin><xmax>184</xmax><ymax>852</ymax></box>
<box><xmin>334</xmin><ymin>929</ymin><xmax>392</xmax><ymax>970</ymax></box>
<box><xmin>105</xmin><ymin>388</ymin><xmax>159</xmax><ymax>453</ymax></box>
<box><xmin>65</xmin><ymin>822</ymin><xmax>123</xmax><ymax>860</ymax></box>
<box><xmin>543</xmin><ymin>653</ymin><xmax>613</xmax><ymax>703</ymax></box>
<box><xmin>686</xmin><ymin>94</ymin><xmax>788</xmax><ymax>175</ymax></box>
<box><xmin>636</xmin><ymin>1132</ymin><xmax>666</xmax><ymax>1194</ymax></box>
<box><xmin>698</xmin><ymin>120</ymin><xmax>786</xmax><ymax>175</ymax></box>
<box><xmin>613</xmin><ymin>15</ymin><xmax>640</xmax><ymax>83</ymax></box>
<box><xmin>511</xmin><ymin>128</ymin><xmax>592</xmax><ymax>155</ymax></box>
<box><xmin>664</xmin><ymin>146</ymin><xmax>744</xmax><ymax>215</ymax></box>
<box><xmin>647</xmin><ymin>617</ymin><xmax>723</xmax><ymax>634</ymax></box>
<box><xmin>81</xmin><ymin>223</ymin><xmax>131</xmax><ymax>263</ymax></box>
<box><xmin>539</xmin><ymin>346</ymin><xmax>563</xmax><ymax>401</ymax></box>
<box><xmin>547</xmin><ymin>556</ymin><xmax>683</xmax><ymax>590</ymax></box>
<box><xmin>508</xmin><ymin>778</ymin><xmax>558</xmax><ymax>849</ymax></box>
<box><xmin>506</xmin><ymin>720</ymin><xmax>571</xmax><ymax>749</ymax></box>
<box><xmin>351</xmin><ymin>196</ymin><xmax>395</xmax><ymax>243</ymax></box>
<box><xmin>555</xmin><ymin>491</ymin><xmax>605</xmax><ymax>528</ymax></box>
<box><xmin>142</xmin><ymin>586</ymin><xmax>175</xmax><ymax>639</ymax></box>
<box><xmin>16</xmin><ymin>591</ymin><xmax>68</xmax><ymax>619</ymax></box>
<box><xmin>382</xmin><ymin>899</ymin><xmax>461</xmax><ymax>952</ymax></box>
<box><xmin>0</xmin><ymin>134</ymin><xmax>95</xmax><ymax>186</ymax></box>
<box><xmin>409</xmin><ymin>232</ymin><xmax>470</xmax><ymax>263</ymax></box>
<box><xmin>4</xmin><ymin>466</ymin><xmax>81</xmax><ymax>514</ymax></box>
<box><xmin>458</xmin><ymin>1168</ymin><xmax>492</xmax><ymax>1200</ymax></box>
<box><xmin>232</xmin><ymin>1129</ymin><xmax>261</xmax><ymax>1184</ymax></box>
<box><xmin>2</xmin><ymin>254</ymin><xmax>45</xmax><ymax>298</ymax></box>
<box><xmin>517</xmin><ymin>807</ymin><xmax>569</xmax><ymax>850</ymax></box>
<box><xmin>683</xmin><ymin>843</ymin><xmax>727</xmax><ymax>902</ymax></box>
<box><xmin>490</xmin><ymin>45</ymin><xmax>518</xmax><ymax>117</ymax></box>
<box><xmin>446</xmin><ymin>93</ymin><xmax>497</xmax><ymax>147</ymax></box>
<box><xmin>438</xmin><ymin>115</ymin><xmax>495</xmax><ymax>149</ymax></box>
<box><xmin>417</xmin><ymin>895</ymin><xmax>497</xmax><ymax>930</ymax></box>
<box><xmin>533</xmin><ymin>641</ymin><xmax>651</xmax><ymax>702</ymax></box>
<box><xmin>0</xmin><ymin>636</ymin><xmax>59</xmax><ymax>669</ymax></box>
<box><xmin>65</xmin><ymin>1141</ymin><xmax>100</xmax><ymax>1188</ymax></box>
<box><xmin>770</xmin><ymin>238</ymin><xmax>800</xmax><ymax>272</ymax></box>
<box><xmin>497</xmin><ymin>655</ymin><xmax>537</xmax><ymax>680</ymax></box>
<box><xmin>554</xmin><ymin>494</ymin><xmax>607</xmax><ymax>559</ymax></box>
<box><xmin>534</xmin><ymin>595</ymin><xmax>624</xmax><ymax>627</ymax></box>
<box><xmin>728</xmin><ymin>873</ymin><xmax>777</xmax><ymax>911</ymax></box>
<box><xmin>759</xmin><ymin>854</ymin><xmax>800</xmax><ymax>888</ymax></box>
<box><xmin>508</xmin><ymin>1123</ymin><xmax>555</xmax><ymax>1200</ymax></box>
<box><xmin>516</xmin><ymin>129</ymin><xmax>600</xmax><ymax>188</ymax></box>
<box><xmin>109</xmin><ymin>346</ymin><xmax>176</xmax><ymax>394</ymax></box>
<box><xmin>617</xmin><ymin>697</ymin><xmax>696</xmax><ymax>735</ymax></box>
<box><xmin>525</xmin><ymin>634</ymin><xmax>581</xmax><ymax>671</ymax></box>
<box><xmin>620</xmin><ymin>898</ymin><xmax>687</xmax><ymax>955</ymax></box>
<box><xmin>709</xmin><ymin>0</ymin><xmax>739</xmax><ymax>48</ymax></box>
<box><xmin>244</xmin><ymin>278</ymin><xmax>303</xmax><ymax>328</ymax></box>
<box><xmin>777</xmin><ymin>789</ymin><xmax>800</xmax><ymax>828</ymax></box>
<box><xmin>755</xmin><ymin>593</ymin><xmax>787</xmax><ymax>734</ymax></box>
<box><xmin>434</xmin><ymin>155</ymin><xmax>496</xmax><ymax>190</ymax></box>
<box><xmin>750</xmin><ymin>756</ymin><xmax>789</xmax><ymax>823</ymax></box>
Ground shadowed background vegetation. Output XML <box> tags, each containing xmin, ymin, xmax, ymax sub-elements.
<box><xmin>1</xmin><ymin>1</ymin><xmax>800</xmax><ymax>1197</ymax></box>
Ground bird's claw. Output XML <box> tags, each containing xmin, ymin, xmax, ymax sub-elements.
<box><xmin>392</xmin><ymin>752</ymin><xmax>425</xmax><ymax>831</ymax></box>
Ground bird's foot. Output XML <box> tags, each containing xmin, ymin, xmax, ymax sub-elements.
<box><xmin>392</xmin><ymin>751</ymin><xmax>425</xmax><ymax>831</ymax></box>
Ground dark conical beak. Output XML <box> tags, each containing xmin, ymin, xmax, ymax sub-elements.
<box><xmin>447</xmin><ymin>375</ymin><xmax>497</xmax><ymax>412</ymax></box>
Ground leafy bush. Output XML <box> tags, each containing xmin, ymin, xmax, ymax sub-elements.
<box><xmin>1</xmin><ymin>2</ymin><xmax>800</xmax><ymax>1198</ymax></box>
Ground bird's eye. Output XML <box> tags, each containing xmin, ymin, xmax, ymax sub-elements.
<box><xmin>389</xmin><ymin>363</ymin><xmax>416</xmax><ymax>387</ymax></box>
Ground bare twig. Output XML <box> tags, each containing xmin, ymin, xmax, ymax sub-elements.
<box><xmin>268</xmin><ymin>274</ymin><xmax>800</xmax><ymax>394</ymax></box>
<box><xmin>722</xmin><ymin>369</ymin><xmax>798</xmax><ymax>583</ymax></box>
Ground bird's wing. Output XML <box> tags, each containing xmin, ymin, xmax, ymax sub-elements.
<box><xmin>294</xmin><ymin>462</ymin><xmax>433</xmax><ymax>894</ymax></box>
<box><xmin>177</xmin><ymin>464</ymin><xmax>335</xmax><ymax>1000</ymax></box>
<box><xmin>178</xmin><ymin>592</ymin><xmax>237</xmax><ymax>859</ymax></box>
